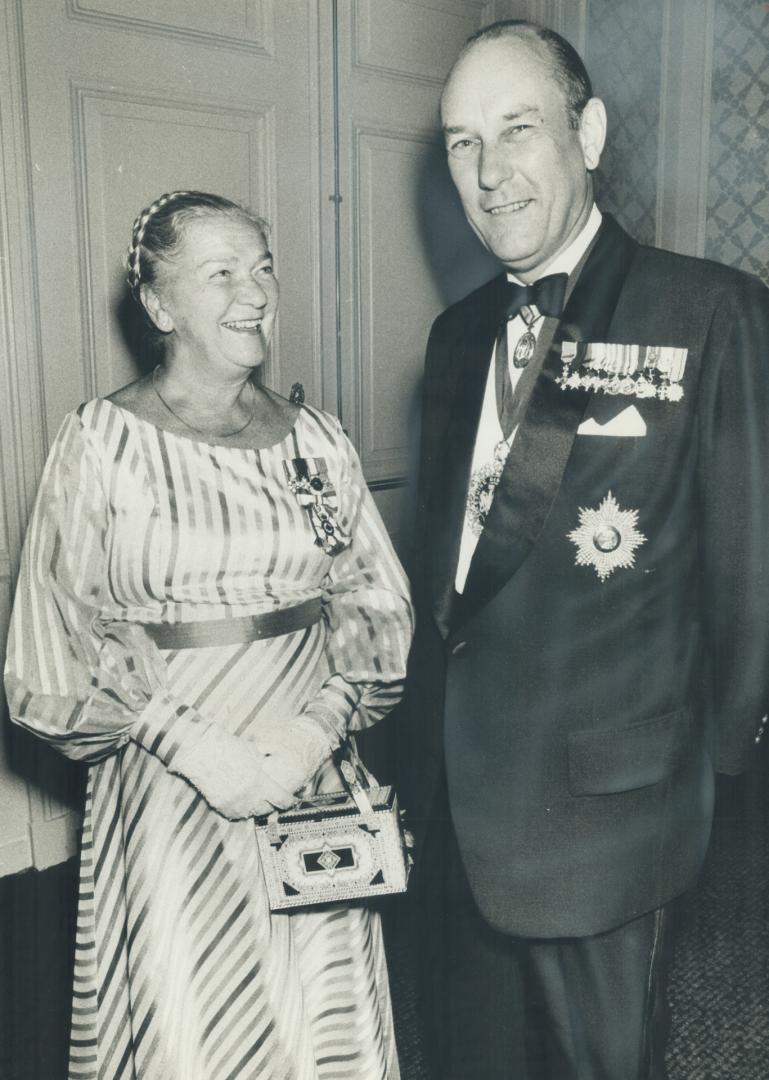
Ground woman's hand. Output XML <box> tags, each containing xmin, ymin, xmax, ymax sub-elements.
<box><xmin>256</xmin><ymin>717</ymin><xmax>335</xmax><ymax>799</ymax></box>
<box><xmin>168</xmin><ymin>726</ymin><xmax>296</xmax><ymax>819</ymax></box>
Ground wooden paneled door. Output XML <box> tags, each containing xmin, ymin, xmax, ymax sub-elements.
<box><xmin>0</xmin><ymin>0</ymin><xmax>329</xmax><ymax>875</ymax></box>
<box><xmin>20</xmin><ymin>0</ymin><xmax>328</xmax><ymax>432</ymax></box>
<box><xmin>330</xmin><ymin>0</ymin><xmax>501</xmax><ymax>546</ymax></box>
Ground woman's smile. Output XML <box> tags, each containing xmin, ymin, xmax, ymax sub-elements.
<box><xmin>148</xmin><ymin>214</ymin><xmax>279</xmax><ymax>374</ymax></box>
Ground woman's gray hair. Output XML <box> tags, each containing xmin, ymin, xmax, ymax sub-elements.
<box><xmin>125</xmin><ymin>190</ymin><xmax>269</xmax><ymax>301</ymax></box>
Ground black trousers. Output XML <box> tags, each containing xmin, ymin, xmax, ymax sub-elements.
<box><xmin>416</xmin><ymin>813</ymin><xmax>676</xmax><ymax>1080</ymax></box>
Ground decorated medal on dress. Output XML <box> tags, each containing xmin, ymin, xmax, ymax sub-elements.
<box><xmin>556</xmin><ymin>342</ymin><xmax>688</xmax><ymax>401</ymax></box>
<box><xmin>284</xmin><ymin>457</ymin><xmax>351</xmax><ymax>555</ymax></box>
<box><xmin>567</xmin><ymin>491</ymin><xmax>646</xmax><ymax>580</ymax></box>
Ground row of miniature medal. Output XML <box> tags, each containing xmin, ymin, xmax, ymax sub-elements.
<box><xmin>557</xmin><ymin>341</ymin><xmax>687</xmax><ymax>400</ymax></box>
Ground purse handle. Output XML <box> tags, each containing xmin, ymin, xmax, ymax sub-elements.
<box><xmin>338</xmin><ymin>756</ymin><xmax>374</xmax><ymax>815</ymax></box>
<box><xmin>261</xmin><ymin>741</ymin><xmax>374</xmax><ymax>836</ymax></box>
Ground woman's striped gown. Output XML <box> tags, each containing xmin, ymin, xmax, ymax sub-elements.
<box><xmin>5</xmin><ymin>399</ymin><xmax>413</xmax><ymax>1080</ymax></box>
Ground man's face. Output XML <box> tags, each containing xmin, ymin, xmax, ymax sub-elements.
<box><xmin>441</xmin><ymin>36</ymin><xmax>605</xmax><ymax>281</ymax></box>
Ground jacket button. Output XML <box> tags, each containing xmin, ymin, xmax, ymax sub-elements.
<box><xmin>450</xmin><ymin>640</ymin><xmax>469</xmax><ymax>657</ymax></box>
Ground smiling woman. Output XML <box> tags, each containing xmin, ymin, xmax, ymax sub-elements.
<box><xmin>3</xmin><ymin>190</ymin><xmax>414</xmax><ymax>1079</ymax></box>
<box><xmin>116</xmin><ymin>191</ymin><xmax>285</xmax><ymax>445</ymax></box>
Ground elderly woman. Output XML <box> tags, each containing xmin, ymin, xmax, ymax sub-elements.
<box><xmin>4</xmin><ymin>191</ymin><xmax>413</xmax><ymax>1079</ymax></box>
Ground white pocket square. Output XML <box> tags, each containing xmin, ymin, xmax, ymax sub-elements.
<box><xmin>577</xmin><ymin>405</ymin><xmax>647</xmax><ymax>437</ymax></box>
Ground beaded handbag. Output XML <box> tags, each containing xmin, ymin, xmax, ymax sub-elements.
<box><xmin>254</xmin><ymin>752</ymin><xmax>413</xmax><ymax>911</ymax></box>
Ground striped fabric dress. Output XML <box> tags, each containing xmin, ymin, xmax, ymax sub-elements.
<box><xmin>5</xmin><ymin>398</ymin><xmax>413</xmax><ymax>1080</ymax></box>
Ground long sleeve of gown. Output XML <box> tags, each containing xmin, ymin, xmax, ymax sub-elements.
<box><xmin>298</xmin><ymin>422</ymin><xmax>414</xmax><ymax>741</ymax></box>
<box><xmin>4</xmin><ymin>410</ymin><xmax>212</xmax><ymax>765</ymax></box>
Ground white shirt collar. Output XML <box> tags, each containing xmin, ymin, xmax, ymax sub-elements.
<box><xmin>506</xmin><ymin>204</ymin><xmax>603</xmax><ymax>285</ymax></box>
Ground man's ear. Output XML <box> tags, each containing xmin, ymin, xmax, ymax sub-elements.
<box><xmin>579</xmin><ymin>97</ymin><xmax>607</xmax><ymax>172</ymax></box>
<box><xmin>140</xmin><ymin>285</ymin><xmax>174</xmax><ymax>333</ymax></box>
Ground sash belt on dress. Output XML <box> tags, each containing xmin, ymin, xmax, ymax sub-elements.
<box><xmin>142</xmin><ymin>597</ymin><xmax>323</xmax><ymax>650</ymax></box>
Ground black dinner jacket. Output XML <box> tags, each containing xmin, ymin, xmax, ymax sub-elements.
<box><xmin>407</xmin><ymin>214</ymin><xmax>769</xmax><ymax>938</ymax></box>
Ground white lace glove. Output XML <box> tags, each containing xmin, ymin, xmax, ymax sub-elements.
<box><xmin>169</xmin><ymin>726</ymin><xmax>295</xmax><ymax>819</ymax></box>
<box><xmin>256</xmin><ymin>717</ymin><xmax>338</xmax><ymax>799</ymax></box>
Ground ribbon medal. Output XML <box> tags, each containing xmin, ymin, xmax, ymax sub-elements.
<box><xmin>284</xmin><ymin>457</ymin><xmax>351</xmax><ymax>555</ymax></box>
<box><xmin>557</xmin><ymin>342</ymin><xmax>688</xmax><ymax>401</ymax></box>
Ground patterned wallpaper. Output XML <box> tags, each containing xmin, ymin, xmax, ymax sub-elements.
<box><xmin>705</xmin><ymin>0</ymin><xmax>769</xmax><ymax>285</ymax></box>
<box><xmin>584</xmin><ymin>0</ymin><xmax>665</xmax><ymax>245</ymax></box>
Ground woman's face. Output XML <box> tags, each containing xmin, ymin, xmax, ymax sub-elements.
<box><xmin>145</xmin><ymin>214</ymin><xmax>279</xmax><ymax>375</ymax></box>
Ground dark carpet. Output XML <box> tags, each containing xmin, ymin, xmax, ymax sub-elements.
<box><xmin>388</xmin><ymin>751</ymin><xmax>769</xmax><ymax>1080</ymax></box>
<box><xmin>666</xmin><ymin>760</ymin><xmax>769</xmax><ymax>1080</ymax></box>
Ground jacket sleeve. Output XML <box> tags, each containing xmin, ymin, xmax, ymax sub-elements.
<box><xmin>410</xmin><ymin>307</ymin><xmax>456</xmax><ymax>596</ymax></box>
<box><xmin>392</xmin><ymin>310</ymin><xmax>456</xmax><ymax>835</ymax></box>
<box><xmin>697</xmin><ymin>272</ymin><xmax>769</xmax><ymax>774</ymax></box>
<box><xmin>4</xmin><ymin>411</ymin><xmax>214</xmax><ymax>765</ymax></box>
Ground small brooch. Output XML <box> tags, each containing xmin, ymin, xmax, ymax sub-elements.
<box><xmin>567</xmin><ymin>491</ymin><xmax>646</xmax><ymax>581</ymax></box>
<box><xmin>284</xmin><ymin>457</ymin><xmax>350</xmax><ymax>556</ymax></box>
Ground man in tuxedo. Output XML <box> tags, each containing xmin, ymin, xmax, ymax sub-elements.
<box><xmin>408</xmin><ymin>18</ymin><xmax>769</xmax><ymax>1079</ymax></box>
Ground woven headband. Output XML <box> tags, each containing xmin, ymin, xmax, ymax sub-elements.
<box><xmin>126</xmin><ymin>190</ymin><xmax>192</xmax><ymax>299</ymax></box>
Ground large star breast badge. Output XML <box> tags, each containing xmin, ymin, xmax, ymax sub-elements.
<box><xmin>567</xmin><ymin>492</ymin><xmax>646</xmax><ymax>580</ymax></box>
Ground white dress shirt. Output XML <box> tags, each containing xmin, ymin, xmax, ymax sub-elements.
<box><xmin>455</xmin><ymin>204</ymin><xmax>603</xmax><ymax>593</ymax></box>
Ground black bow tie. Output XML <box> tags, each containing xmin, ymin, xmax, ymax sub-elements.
<box><xmin>502</xmin><ymin>272</ymin><xmax>568</xmax><ymax>322</ymax></box>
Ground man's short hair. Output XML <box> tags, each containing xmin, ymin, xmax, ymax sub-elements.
<box><xmin>461</xmin><ymin>20</ymin><xmax>593</xmax><ymax>128</ymax></box>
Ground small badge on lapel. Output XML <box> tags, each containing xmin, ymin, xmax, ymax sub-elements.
<box><xmin>557</xmin><ymin>342</ymin><xmax>687</xmax><ymax>402</ymax></box>
<box><xmin>567</xmin><ymin>491</ymin><xmax>646</xmax><ymax>581</ymax></box>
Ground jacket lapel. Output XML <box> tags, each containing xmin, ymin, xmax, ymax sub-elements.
<box><xmin>427</xmin><ymin>274</ymin><xmax>510</xmax><ymax>637</ymax></box>
<box><xmin>456</xmin><ymin>216</ymin><xmax>638</xmax><ymax>626</ymax></box>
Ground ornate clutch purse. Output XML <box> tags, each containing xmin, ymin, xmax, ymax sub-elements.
<box><xmin>254</xmin><ymin>758</ymin><xmax>412</xmax><ymax>911</ymax></box>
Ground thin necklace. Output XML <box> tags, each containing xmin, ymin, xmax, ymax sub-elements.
<box><xmin>151</xmin><ymin>365</ymin><xmax>255</xmax><ymax>438</ymax></box>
